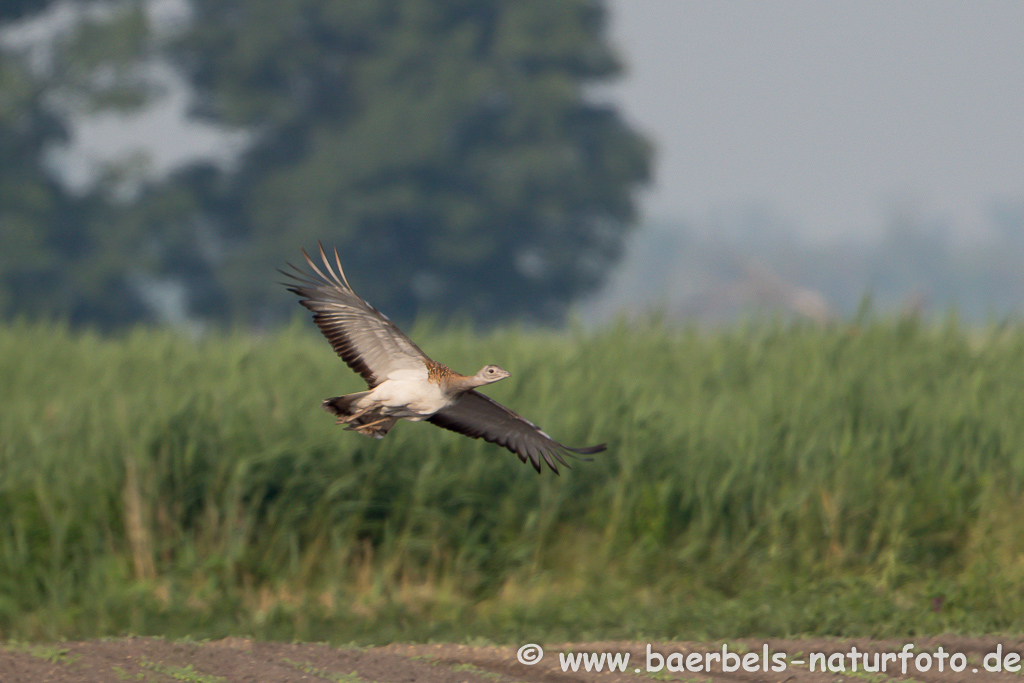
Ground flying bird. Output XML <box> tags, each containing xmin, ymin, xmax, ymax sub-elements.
<box><xmin>282</xmin><ymin>243</ymin><xmax>606</xmax><ymax>473</ymax></box>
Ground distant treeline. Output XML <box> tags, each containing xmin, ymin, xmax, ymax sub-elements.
<box><xmin>589</xmin><ymin>206</ymin><xmax>1024</xmax><ymax>325</ymax></box>
<box><xmin>0</xmin><ymin>0</ymin><xmax>650</xmax><ymax>329</ymax></box>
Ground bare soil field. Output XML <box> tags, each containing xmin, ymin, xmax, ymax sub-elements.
<box><xmin>4</xmin><ymin>636</ymin><xmax>1024</xmax><ymax>683</ymax></box>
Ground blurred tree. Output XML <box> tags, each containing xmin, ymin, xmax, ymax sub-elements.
<box><xmin>165</xmin><ymin>0</ymin><xmax>651</xmax><ymax>325</ymax></box>
<box><xmin>1</xmin><ymin>0</ymin><xmax>650</xmax><ymax>327</ymax></box>
<box><xmin>0</xmin><ymin>2</ymin><xmax>85</xmax><ymax>321</ymax></box>
<box><xmin>0</xmin><ymin>0</ymin><xmax>53</xmax><ymax>21</ymax></box>
<box><xmin>0</xmin><ymin>0</ymin><xmax>170</xmax><ymax>326</ymax></box>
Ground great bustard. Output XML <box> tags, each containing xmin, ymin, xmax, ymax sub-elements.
<box><xmin>282</xmin><ymin>244</ymin><xmax>606</xmax><ymax>473</ymax></box>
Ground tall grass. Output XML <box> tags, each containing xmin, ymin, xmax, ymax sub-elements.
<box><xmin>3</xmin><ymin>316</ymin><xmax>1024</xmax><ymax>642</ymax></box>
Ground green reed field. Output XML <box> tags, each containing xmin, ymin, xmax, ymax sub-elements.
<box><xmin>2</xmin><ymin>316</ymin><xmax>1024</xmax><ymax>643</ymax></box>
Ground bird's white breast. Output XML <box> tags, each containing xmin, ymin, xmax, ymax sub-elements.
<box><xmin>366</xmin><ymin>368</ymin><xmax>449</xmax><ymax>417</ymax></box>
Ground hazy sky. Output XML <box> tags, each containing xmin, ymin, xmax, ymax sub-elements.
<box><xmin>603</xmin><ymin>1</ymin><xmax>1024</xmax><ymax>242</ymax></box>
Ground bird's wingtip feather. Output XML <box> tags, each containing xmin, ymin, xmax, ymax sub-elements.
<box><xmin>565</xmin><ymin>443</ymin><xmax>607</xmax><ymax>455</ymax></box>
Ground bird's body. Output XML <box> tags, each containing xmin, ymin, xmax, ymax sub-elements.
<box><xmin>369</xmin><ymin>367</ymin><xmax>448</xmax><ymax>417</ymax></box>
<box><xmin>344</xmin><ymin>364</ymin><xmax>457</xmax><ymax>425</ymax></box>
<box><xmin>282</xmin><ymin>244</ymin><xmax>605</xmax><ymax>473</ymax></box>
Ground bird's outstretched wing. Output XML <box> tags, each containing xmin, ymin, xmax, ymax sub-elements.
<box><xmin>427</xmin><ymin>390</ymin><xmax>606</xmax><ymax>473</ymax></box>
<box><xmin>282</xmin><ymin>243</ymin><xmax>429</xmax><ymax>387</ymax></box>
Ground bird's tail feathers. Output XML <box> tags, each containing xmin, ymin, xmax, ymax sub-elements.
<box><xmin>322</xmin><ymin>393</ymin><xmax>397</xmax><ymax>438</ymax></box>
<box><xmin>322</xmin><ymin>392</ymin><xmax>367</xmax><ymax>417</ymax></box>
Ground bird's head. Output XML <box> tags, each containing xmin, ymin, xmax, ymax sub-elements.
<box><xmin>474</xmin><ymin>364</ymin><xmax>511</xmax><ymax>385</ymax></box>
